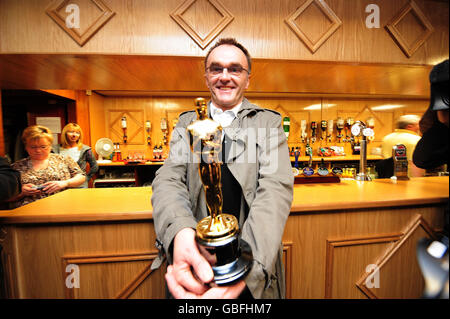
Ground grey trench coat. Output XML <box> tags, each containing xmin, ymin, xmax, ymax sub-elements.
<box><xmin>151</xmin><ymin>98</ymin><xmax>294</xmax><ymax>298</ymax></box>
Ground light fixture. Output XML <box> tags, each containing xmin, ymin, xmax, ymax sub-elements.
<box><xmin>304</xmin><ymin>103</ymin><xmax>336</xmax><ymax>110</ymax></box>
<box><xmin>371</xmin><ymin>104</ymin><xmax>404</xmax><ymax>111</ymax></box>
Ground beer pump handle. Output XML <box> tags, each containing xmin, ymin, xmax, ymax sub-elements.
<box><xmin>300</xmin><ymin>120</ymin><xmax>307</xmax><ymax>143</ymax></box>
<box><xmin>320</xmin><ymin>120</ymin><xmax>327</xmax><ymax>140</ymax></box>
<box><xmin>327</xmin><ymin>119</ymin><xmax>334</xmax><ymax>142</ymax></box>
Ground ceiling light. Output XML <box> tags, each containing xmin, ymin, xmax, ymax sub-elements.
<box><xmin>371</xmin><ymin>104</ymin><xmax>404</xmax><ymax>111</ymax></box>
<box><xmin>304</xmin><ymin>103</ymin><xmax>336</xmax><ymax>110</ymax></box>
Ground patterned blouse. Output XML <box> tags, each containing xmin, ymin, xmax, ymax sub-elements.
<box><xmin>11</xmin><ymin>153</ymin><xmax>84</xmax><ymax>208</ymax></box>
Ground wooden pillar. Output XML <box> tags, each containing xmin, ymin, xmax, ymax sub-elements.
<box><xmin>75</xmin><ymin>90</ymin><xmax>91</xmax><ymax>147</ymax></box>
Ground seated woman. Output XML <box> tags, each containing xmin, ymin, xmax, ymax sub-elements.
<box><xmin>11</xmin><ymin>125</ymin><xmax>85</xmax><ymax>208</ymax></box>
<box><xmin>54</xmin><ymin>123</ymin><xmax>98</xmax><ymax>188</ymax></box>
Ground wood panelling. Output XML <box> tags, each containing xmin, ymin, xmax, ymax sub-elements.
<box><xmin>1</xmin><ymin>204</ymin><xmax>445</xmax><ymax>298</ymax></box>
<box><xmin>356</xmin><ymin>215</ymin><xmax>438</xmax><ymax>299</ymax></box>
<box><xmin>46</xmin><ymin>0</ymin><xmax>116</xmax><ymax>47</ymax></box>
<box><xmin>283</xmin><ymin>205</ymin><xmax>445</xmax><ymax>298</ymax></box>
<box><xmin>170</xmin><ymin>0</ymin><xmax>235</xmax><ymax>50</ymax></box>
<box><xmin>74</xmin><ymin>90</ymin><xmax>92</xmax><ymax>147</ymax></box>
<box><xmin>89</xmin><ymin>90</ymin><xmax>106</xmax><ymax>150</ymax></box>
<box><xmin>282</xmin><ymin>241</ymin><xmax>293</xmax><ymax>299</ymax></box>
<box><xmin>0</xmin><ymin>178</ymin><xmax>447</xmax><ymax>298</ymax></box>
<box><xmin>1</xmin><ymin>221</ymin><xmax>165</xmax><ymax>298</ymax></box>
<box><xmin>0</xmin><ymin>0</ymin><xmax>447</xmax><ymax>65</ymax></box>
<box><xmin>62</xmin><ymin>251</ymin><xmax>160</xmax><ymax>299</ymax></box>
<box><xmin>108</xmin><ymin>109</ymin><xmax>145</xmax><ymax>145</ymax></box>
<box><xmin>0</xmin><ymin>55</ymin><xmax>434</xmax><ymax>97</ymax></box>
<box><xmin>0</xmin><ymin>177</ymin><xmax>447</xmax><ymax>225</ymax></box>
<box><xmin>325</xmin><ymin>233</ymin><xmax>403</xmax><ymax>298</ymax></box>
<box><xmin>385</xmin><ymin>0</ymin><xmax>434</xmax><ymax>58</ymax></box>
<box><xmin>285</xmin><ymin>0</ymin><xmax>342</xmax><ymax>53</ymax></box>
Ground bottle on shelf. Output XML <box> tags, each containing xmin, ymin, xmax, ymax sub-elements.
<box><xmin>283</xmin><ymin>116</ymin><xmax>290</xmax><ymax>140</ymax></box>
<box><xmin>116</xmin><ymin>143</ymin><xmax>122</xmax><ymax>161</ymax></box>
<box><xmin>112</xmin><ymin>143</ymin><xmax>117</xmax><ymax>162</ymax></box>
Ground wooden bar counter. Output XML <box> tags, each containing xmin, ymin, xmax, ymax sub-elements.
<box><xmin>0</xmin><ymin>177</ymin><xmax>448</xmax><ymax>299</ymax></box>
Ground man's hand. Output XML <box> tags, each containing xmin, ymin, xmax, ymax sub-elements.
<box><xmin>166</xmin><ymin>264</ymin><xmax>246</xmax><ymax>298</ymax></box>
<box><xmin>167</xmin><ymin>227</ymin><xmax>213</xmax><ymax>297</ymax></box>
<box><xmin>165</xmin><ymin>227</ymin><xmax>247</xmax><ymax>299</ymax></box>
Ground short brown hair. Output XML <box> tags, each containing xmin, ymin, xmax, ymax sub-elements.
<box><xmin>61</xmin><ymin>123</ymin><xmax>83</xmax><ymax>149</ymax></box>
<box><xmin>396</xmin><ymin>115</ymin><xmax>420</xmax><ymax>129</ymax></box>
<box><xmin>204</xmin><ymin>38</ymin><xmax>252</xmax><ymax>73</ymax></box>
<box><xmin>22</xmin><ymin>125</ymin><xmax>53</xmax><ymax>145</ymax></box>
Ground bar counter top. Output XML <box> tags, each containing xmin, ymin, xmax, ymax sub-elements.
<box><xmin>0</xmin><ymin>176</ymin><xmax>448</xmax><ymax>225</ymax></box>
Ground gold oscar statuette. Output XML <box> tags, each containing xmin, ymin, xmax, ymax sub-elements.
<box><xmin>187</xmin><ymin>97</ymin><xmax>253</xmax><ymax>285</ymax></box>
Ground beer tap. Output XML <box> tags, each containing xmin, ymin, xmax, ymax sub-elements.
<box><xmin>366</xmin><ymin>117</ymin><xmax>375</xmax><ymax>142</ymax></box>
<box><xmin>336</xmin><ymin>117</ymin><xmax>344</xmax><ymax>143</ymax></box>
<box><xmin>293</xmin><ymin>147</ymin><xmax>301</xmax><ymax>176</ymax></box>
<box><xmin>351</xmin><ymin>121</ymin><xmax>373</xmax><ymax>181</ymax></box>
<box><xmin>303</xmin><ymin>142</ymin><xmax>314</xmax><ymax>176</ymax></box>
<box><xmin>320</xmin><ymin>120</ymin><xmax>327</xmax><ymax>141</ymax></box>
<box><xmin>305</xmin><ymin>138</ymin><xmax>312</xmax><ymax>156</ymax></box>
<box><xmin>300</xmin><ymin>119</ymin><xmax>307</xmax><ymax>143</ymax></box>
<box><xmin>161</xmin><ymin>117</ymin><xmax>168</xmax><ymax>145</ymax></box>
<box><xmin>145</xmin><ymin>120</ymin><xmax>151</xmax><ymax>145</ymax></box>
<box><xmin>310</xmin><ymin>121</ymin><xmax>317</xmax><ymax>144</ymax></box>
<box><xmin>327</xmin><ymin>119</ymin><xmax>334</xmax><ymax>143</ymax></box>
<box><xmin>283</xmin><ymin>116</ymin><xmax>291</xmax><ymax>140</ymax></box>
<box><xmin>121</xmin><ymin>116</ymin><xmax>128</xmax><ymax>144</ymax></box>
<box><xmin>344</xmin><ymin>117</ymin><xmax>355</xmax><ymax>142</ymax></box>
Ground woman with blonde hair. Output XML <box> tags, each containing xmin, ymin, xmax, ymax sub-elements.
<box><xmin>11</xmin><ymin>125</ymin><xmax>85</xmax><ymax>207</ymax></box>
<box><xmin>54</xmin><ymin>123</ymin><xmax>98</xmax><ymax>188</ymax></box>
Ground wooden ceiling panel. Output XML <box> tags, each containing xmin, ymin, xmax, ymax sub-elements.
<box><xmin>0</xmin><ymin>54</ymin><xmax>433</xmax><ymax>98</ymax></box>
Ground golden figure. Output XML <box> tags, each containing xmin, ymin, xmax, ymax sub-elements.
<box><xmin>187</xmin><ymin>98</ymin><xmax>238</xmax><ymax>243</ymax></box>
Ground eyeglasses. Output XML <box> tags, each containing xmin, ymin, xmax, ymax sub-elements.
<box><xmin>67</xmin><ymin>131</ymin><xmax>81</xmax><ymax>135</ymax></box>
<box><xmin>28</xmin><ymin>145</ymin><xmax>51</xmax><ymax>150</ymax></box>
<box><xmin>206</xmin><ymin>65</ymin><xmax>249</xmax><ymax>77</ymax></box>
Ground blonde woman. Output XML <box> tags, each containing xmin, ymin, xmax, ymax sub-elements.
<box><xmin>11</xmin><ymin>125</ymin><xmax>85</xmax><ymax>207</ymax></box>
<box><xmin>54</xmin><ymin>123</ymin><xmax>98</xmax><ymax>188</ymax></box>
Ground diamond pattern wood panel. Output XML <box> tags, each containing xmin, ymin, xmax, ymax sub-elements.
<box><xmin>285</xmin><ymin>0</ymin><xmax>342</xmax><ymax>53</ymax></box>
<box><xmin>62</xmin><ymin>251</ymin><xmax>158</xmax><ymax>299</ymax></box>
<box><xmin>356</xmin><ymin>215</ymin><xmax>438</xmax><ymax>299</ymax></box>
<box><xmin>46</xmin><ymin>0</ymin><xmax>115</xmax><ymax>47</ymax></box>
<box><xmin>108</xmin><ymin>110</ymin><xmax>144</xmax><ymax>145</ymax></box>
<box><xmin>385</xmin><ymin>0</ymin><xmax>434</xmax><ymax>58</ymax></box>
<box><xmin>170</xmin><ymin>0</ymin><xmax>234</xmax><ymax>50</ymax></box>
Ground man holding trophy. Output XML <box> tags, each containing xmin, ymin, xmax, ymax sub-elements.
<box><xmin>151</xmin><ymin>38</ymin><xmax>294</xmax><ymax>299</ymax></box>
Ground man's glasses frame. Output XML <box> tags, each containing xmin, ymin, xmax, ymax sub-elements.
<box><xmin>206</xmin><ymin>64</ymin><xmax>250</xmax><ymax>77</ymax></box>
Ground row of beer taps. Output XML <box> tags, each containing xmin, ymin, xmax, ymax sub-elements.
<box><xmin>285</xmin><ymin>117</ymin><xmax>376</xmax><ymax>144</ymax></box>
<box><xmin>119</xmin><ymin>116</ymin><xmax>178</xmax><ymax>147</ymax></box>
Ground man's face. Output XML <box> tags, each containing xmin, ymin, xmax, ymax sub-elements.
<box><xmin>205</xmin><ymin>45</ymin><xmax>250</xmax><ymax>110</ymax></box>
